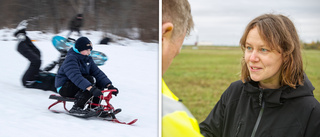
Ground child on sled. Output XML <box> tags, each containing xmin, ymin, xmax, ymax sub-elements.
<box><xmin>55</xmin><ymin>37</ymin><xmax>119</xmax><ymax>117</ymax></box>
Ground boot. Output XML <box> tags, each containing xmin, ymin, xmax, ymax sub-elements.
<box><xmin>69</xmin><ymin>105</ymin><xmax>90</xmax><ymax>117</ymax></box>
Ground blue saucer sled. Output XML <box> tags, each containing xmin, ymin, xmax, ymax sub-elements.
<box><xmin>52</xmin><ymin>36</ymin><xmax>108</xmax><ymax>66</ymax></box>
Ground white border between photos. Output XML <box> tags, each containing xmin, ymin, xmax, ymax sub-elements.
<box><xmin>158</xmin><ymin>0</ymin><xmax>162</xmax><ymax>137</ymax></box>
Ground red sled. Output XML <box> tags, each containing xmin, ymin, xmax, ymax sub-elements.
<box><xmin>48</xmin><ymin>89</ymin><xmax>138</xmax><ymax>125</ymax></box>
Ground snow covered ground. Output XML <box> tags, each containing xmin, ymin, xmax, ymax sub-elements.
<box><xmin>0</xmin><ymin>29</ymin><xmax>159</xmax><ymax>137</ymax></box>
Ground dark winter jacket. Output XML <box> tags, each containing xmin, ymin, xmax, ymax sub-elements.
<box><xmin>199</xmin><ymin>75</ymin><xmax>320</xmax><ymax>137</ymax></box>
<box><xmin>69</xmin><ymin>17</ymin><xmax>83</xmax><ymax>31</ymax></box>
<box><xmin>55</xmin><ymin>48</ymin><xmax>111</xmax><ymax>91</ymax></box>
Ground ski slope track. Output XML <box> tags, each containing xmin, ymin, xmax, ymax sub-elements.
<box><xmin>0</xmin><ymin>29</ymin><xmax>159</xmax><ymax>137</ymax></box>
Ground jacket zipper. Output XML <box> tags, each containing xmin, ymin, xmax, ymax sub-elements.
<box><xmin>235</xmin><ymin>121</ymin><xmax>242</xmax><ymax>137</ymax></box>
<box><xmin>251</xmin><ymin>89</ymin><xmax>265</xmax><ymax>137</ymax></box>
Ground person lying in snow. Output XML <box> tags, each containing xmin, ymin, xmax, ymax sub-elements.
<box><xmin>14</xmin><ymin>20</ymin><xmax>63</xmax><ymax>92</ymax></box>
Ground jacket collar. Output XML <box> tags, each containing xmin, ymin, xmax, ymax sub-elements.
<box><xmin>67</xmin><ymin>48</ymin><xmax>90</xmax><ymax>61</ymax></box>
<box><xmin>243</xmin><ymin>74</ymin><xmax>315</xmax><ymax>107</ymax></box>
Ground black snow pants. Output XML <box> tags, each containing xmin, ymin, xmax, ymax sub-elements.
<box><xmin>59</xmin><ymin>75</ymin><xmax>100</xmax><ymax>109</ymax></box>
<box><xmin>17</xmin><ymin>36</ymin><xmax>56</xmax><ymax>92</ymax></box>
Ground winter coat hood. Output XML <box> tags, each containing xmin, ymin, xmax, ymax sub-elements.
<box><xmin>243</xmin><ymin>75</ymin><xmax>315</xmax><ymax>107</ymax></box>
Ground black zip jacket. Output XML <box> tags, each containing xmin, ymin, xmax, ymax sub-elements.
<box><xmin>200</xmin><ymin>76</ymin><xmax>320</xmax><ymax>137</ymax></box>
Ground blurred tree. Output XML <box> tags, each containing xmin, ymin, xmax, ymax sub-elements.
<box><xmin>0</xmin><ymin>0</ymin><xmax>159</xmax><ymax>42</ymax></box>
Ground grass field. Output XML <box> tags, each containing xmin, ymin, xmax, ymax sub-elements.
<box><xmin>163</xmin><ymin>46</ymin><xmax>320</xmax><ymax>123</ymax></box>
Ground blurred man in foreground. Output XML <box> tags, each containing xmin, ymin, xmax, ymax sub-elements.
<box><xmin>162</xmin><ymin>0</ymin><xmax>203</xmax><ymax>136</ymax></box>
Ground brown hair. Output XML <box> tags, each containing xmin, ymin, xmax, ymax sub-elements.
<box><xmin>240</xmin><ymin>14</ymin><xmax>304</xmax><ymax>88</ymax></box>
<box><xmin>162</xmin><ymin>0</ymin><xmax>194</xmax><ymax>38</ymax></box>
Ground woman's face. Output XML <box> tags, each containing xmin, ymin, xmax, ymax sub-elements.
<box><xmin>244</xmin><ymin>27</ymin><xmax>283</xmax><ymax>89</ymax></box>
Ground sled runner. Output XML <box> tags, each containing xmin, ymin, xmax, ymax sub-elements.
<box><xmin>48</xmin><ymin>89</ymin><xmax>138</xmax><ymax>125</ymax></box>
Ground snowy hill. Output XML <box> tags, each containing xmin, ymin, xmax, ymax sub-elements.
<box><xmin>0</xmin><ymin>29</ymin><xmax>159</xmax><ymax>137</ymax></box>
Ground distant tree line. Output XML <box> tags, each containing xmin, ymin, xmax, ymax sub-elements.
<box><xmin>302</xmin><ymin>41</ymin><xmax>320</xmax><ymax>50</ymax></box>
<box><xmin>0</xmin><ymin>0</ymin><xmax>159</xmax><ymax>42</ymax></box>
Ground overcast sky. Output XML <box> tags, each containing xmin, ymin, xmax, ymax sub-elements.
<box><xmin>183</xmin><ymin>0</ymin><xmax>320</xmax><ymax>45</ymax></box>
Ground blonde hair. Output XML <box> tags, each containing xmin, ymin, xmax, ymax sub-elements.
<box><xmin>162</xmin><ymin>0</ymin><xmax>194</xmax><ymax>38</ymax></box>
<box><xmin>240</xmin><ymin>14</ymin><xmax>304</xmax><ymax>88</ymax></box>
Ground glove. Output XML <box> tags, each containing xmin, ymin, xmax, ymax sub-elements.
<box><xmin>107</xmin><ymin>85</ymin><xmax>119</xmax><ymax>96</ymax></box>
<box><xmin>89</xmin><ymin>86</ymin><xmax>103</xmax><ymax>97</ymax></box>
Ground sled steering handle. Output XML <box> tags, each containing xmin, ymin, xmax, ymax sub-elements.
<box><xmin>100</xmin><ymin>89</ymin><xmax>118</xmax><ymax>101</ymax></box>
<box><xmin>101</xmin><ymin>89</ymin><xmax>117</xmax><ymax>94</ymax></box>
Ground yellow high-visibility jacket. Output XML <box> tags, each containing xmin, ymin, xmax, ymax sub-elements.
<box><xmin>162</xmin><ymin>79</ymin><xmax>203</xmax><ymax>137</ymax></box>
